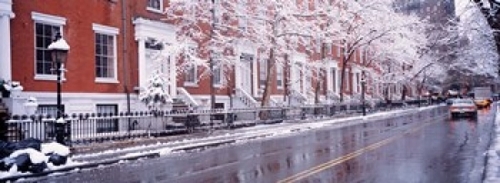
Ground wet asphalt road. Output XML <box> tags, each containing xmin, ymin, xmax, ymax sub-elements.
<box><xmin>30</xmin><ymin>107</ymin><xmax>495</xmax><ymax>183</ymax></box>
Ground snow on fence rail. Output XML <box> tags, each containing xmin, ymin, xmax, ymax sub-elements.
<box><xmin>2</xmin><ymin>100</ymin><xmax>431</xmax><ymax>145</ymax></box>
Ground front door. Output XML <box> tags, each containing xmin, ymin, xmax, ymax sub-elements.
<box><xmin>240</xmin><ymin>54</ymin><xmax>253</xmax><ymax>94</ymax></box>
<box><xmin>145</xmin><ymin>39</ymin><xmax>173</xmax><ymax>96</ymax></box>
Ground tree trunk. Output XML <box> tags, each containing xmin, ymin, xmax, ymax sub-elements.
<box><xmin>315</xmin><ymin>43</ymin><xmax>326</xmax><ymax>105</ymax></box>
<box><xmin>261</xmin><ymin>48</ymin><xmax>275</xmax><ymax>108</ymax></box>
<box><xmin>339</xmin><ymin>62</ymin><xmax>347</xmax><ymax>103</ymax></box>
<box><xmin>260</xmin><ymin>49</ymin><xmax>275</xmax><ymax>120</ymax></box>
<box><xmin>284</xmin><ymin>54</ymin><xmax>290</xmax><ymax>105</ymax></box>
<box><xmin>401</xmin><ymin>85</ymin><xmax>407</xmax><ymax>101</ymax></box>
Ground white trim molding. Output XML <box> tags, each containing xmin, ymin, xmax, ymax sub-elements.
<box><xmin>93</xmin><ymin>23</ymin><xmax>119</xmax><ymax>83</ymax></box>
<box><xmin>134</xmin><ymin>18</ymin><xmax>177</xmax><ymax>96</ymax></box>
<box><xmin>0</xmin><ymin>0</ymin><xmax>14</xmax><ymax>18</ymax></box>
<box><xmin>0</xmin><ymin>0</ymin><xmax>13</xmax><ymax>81</ymax></box>
<box><xmin>146</xmin><ymin>0</ymin><xmax>164</xmax><ymax>13</ymax></box>
<box><xmin>32</xmin><ymin>12</ymin><xmax>66</xmax><ymax>25</ymax></box>
<box><xmin>92</xmin><ymin>23</ymin><xmax>119</xmax><ymax>35</ymax></box>
<box><xmin>133</xmin><ymin>17</ymin><xmax>175</xmax><ymax>41</ymax></box>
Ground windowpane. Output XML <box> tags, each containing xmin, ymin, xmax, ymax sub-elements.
<box><xmin>184</xmin><ymin>47</ymin><xmax>198</xmax><ymax>84</ymax></box>
<box><xmin>35</xmin><ymin>23</ymin><xmax>60</xmax><ymax>75</ymax></box>
<box><xmin>276</xmin><ymin>65</ymin><xmax>283</xmax><ymax>88</ymax></box>
<box><xmin>331</xmin><ymin>68</ymin><xmax>337</xmax><ymax>92</ymax></box>
<box><xmin>147</xmin><ymin>0</ymin><xmax>162</xmax><ymax>10</ymax></box>
<box><xmin>259</xmin><ymin>59</ymin><xmax>267</xmax><ymax>88</ymax></box>
<box><xmin>95</xmin><ymin>33</ymin><xmax>115</xmax><ymax>78</ymax></box>
<box><xmin>96</xmin><ymin>104</ymin><xmax>118</xmax><ymax>133</ymax></box>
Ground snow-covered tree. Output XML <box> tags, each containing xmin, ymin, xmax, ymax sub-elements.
<box><xmin>313</xmin><ymin>0</ymin><xmax>426</xmax><ymax>102</ymax></box>
<box><xmin>164</xmin><ymin>0</ymin><xmax>241</xmax><ymax>108</ymax></box>
<box><xmin>453</xmin><ymin>2</ymin><xmax>499</xmax><ymax>77</ymax></box>
<box><xmin>242</xmin><ymin>0</ymin><xmax>317</xmax><ymax>107</ymax></box>
<box><xmin>139</xmin><ymin>70</ymin><xmax>173</xmax><ymax>112</ymax></box>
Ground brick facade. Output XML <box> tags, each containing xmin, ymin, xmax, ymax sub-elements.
<box><xmin>2</xmin><ymin>0</ymin><xmax>373</xmax><ymax>114</ymax></box>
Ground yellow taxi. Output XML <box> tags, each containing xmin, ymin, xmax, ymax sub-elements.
<box><xmin>474</xmin><ymin>99</ymin><xmax>491</xmax><ymax>109</ymax></box>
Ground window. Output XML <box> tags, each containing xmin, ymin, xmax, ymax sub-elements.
<box><xmin>331</xmin><ymin>68</ymin><xmax>337</xmax><ymax>93</ymax></box>
<box><xmin>147</xmin><ymin>0</ymin><xmax>163</xmax><ymax>12</ymax></box>
<box><xmin>213</xmin><ymin>65</ymin><xmax>222</xmax><ymax>85</ymax></box>
<box><xmin>326</xmin><ymin>43</ymin><xmax>332</xmax><ymax>55</ymax></box>
<box><xmin>37</xmin><ymin>105</ymin><xmax>64</xmax><ymax>117</ymax></box>
<box><xmin>276</xmin><ymin>64</ymin><xmax>284</xmax><ymax>89</ymax></box>
<box><xmin>344</xmin><ymin>71</ymin><xmax>350</xmax><ymax>91</ymax></box>
<box><xmin>213</xmin><ymin>53</ymin><xmax>223</xmax><ymax>86</ymax></box>
<box><xmin>239</xmin><ymin>16</ymin><xmax>248</xmax><ymax>32</ymax></box>
<box><xmin>259</xmin><ymin>59</ymin><xmax>268</xmax><ymax>89</ymax></box>
<box><xmin>37</xmin><ymin>104</ymin><xmax>64</xmax><ymax>138</ymax></box>
<box><xmin>305</xmin><ymin>68</ymin><xmax>312</xmax><ymax>91</ymax></box>
<box><xmin>185</xmin><ymin>64</ymin><xmax>197</xmax><ymax>84</ymax></box>
<box><xmin>214</xmin><ymin>0</ymin><xmax>222</xmax><ymax>23</ymax></box>
<box><xmin>32</xmin><ymin>12</ymin><xmax>66</xmax><ymax>80</ymax></box>
<box><xmin>93</xmin><ymin>24</ymin><xmax>119</xmax><ymax>83</ymax></box>
<box><xmin>184</xmin><ymin>47</ymin><xmax>198</xmax><ymax>85</ymax></box>
<box><xmin>96</xmin><ymin>104</ymin><xmax>118</xmax><ymax>133</ymax></box>
<box><xmin>336</xmin><ymin>45</ymin><xmax>342</xmax><ymax>57</ymax></box>
<box><xmin>356</xmin><ymin>72</ymin><xmax>361</xmax><ymax>93</ymax></box>
<box><xmin>316</xmin><ymin>37</ymin><xmax>322</xmax><ymax>53</ymax></box>
<box><xmin>35</xmin><ymin>23</ymin><xmax>61</xmax><ymax>76</ymax></box>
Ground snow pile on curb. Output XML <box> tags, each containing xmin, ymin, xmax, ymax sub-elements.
<box><xmin>485</xmin><ymin>105</ymin><xmax>500</xmax><ymax>183</ymax></box>
<box><xmin>0</xmin><ymin>140</ymin><xmax>72</xmax><ymax>179</ymax></box>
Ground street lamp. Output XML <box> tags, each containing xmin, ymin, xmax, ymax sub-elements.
<box><xmin>361</xmin><ymin>73</ymin><xmax>367</xmax><ymax>116</ymax></box>
<box><xmin>47</xmin><ymin>32</ymin><xmax>70</xmax><ymax>145</ymax></box>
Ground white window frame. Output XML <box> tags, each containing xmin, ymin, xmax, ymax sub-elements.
<box><xmin>238</xmin><ymin>15</ymin><xmax>248</xmax><ymax>32</ymax></box>
<box><xmin>213</xmin><ymin>53</ymin><xmax>224</xmax><ymax>87</ymax></box>
<box><xmin>32</xmin><ymin>12</ymin><xmax>67</xmax><ymax>81</ymax></box>
<box><xmin>356</xmin><ymin>72</ymin><xmax>361</xmax><ymax>93</ymax></box>
<box><xmin>147</xmin><ymin>0</ymin><xmax>163</xmax><ymax>13</ymax></box>
<box><xmin>184</xmin><ymin>46</ymin><xmax>199</xmax><ymax>86</ymax></box>
<box><xmin>276</xmin><ymin>64</ymin><xmax>284</xmax><ymax>89</ymax></box>
<box><xmin>315</xmin><ymin>36</ymin><xmax>322</xmax><ymax>53</ymax></box>
<box><xmin>344</xmin><ymin>69</ymin><xmax>350</xmax><ymax>92</ymax></box>
<box><xmin>326</xmin><ymin>43</ymin><xmax>332</xmax><ymax>55</ymax></box>
<box><xmin>331</xmin><ymin>67</ymin><xmax>337</xmax><ymax>93</ymax></box>
<box><xmin>259</xmin><ymin>59</ymin><xmax>268</xmax><ymax>90</ymax></box>
<box><xmin>336</xmin><ymin>44</ymin><xmax>342</xmax><ymax>58</ymax></box>
<box><xmin>93</xmin><ymin>23</ymin><xmax>119</xmax><ymax>83</ymax></box>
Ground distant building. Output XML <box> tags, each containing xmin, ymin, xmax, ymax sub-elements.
<box><xmin>394</xmin><ymin>0</ymin><xmax>455</xmax><ymax>24</ymax></box>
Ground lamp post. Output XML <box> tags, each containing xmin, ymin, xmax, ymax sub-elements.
<box><xmin>361</xmin><ymin>73</ymin><xmax>367</xmax><ymax>116</ymax></box>
<box><xmin>48</xmin><ymin>33</ymin><xmax>70</xmax><ymax>145</ymax></box>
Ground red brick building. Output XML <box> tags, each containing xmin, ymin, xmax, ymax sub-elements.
<box><xmin>0</xmin><ymin>0</ymin><xmax>378</xmax><ymax>115</ymax></box>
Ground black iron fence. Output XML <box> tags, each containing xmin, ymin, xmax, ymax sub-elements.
<box><xmin>1</xmin><ymin>100</ymin><xmax>432</xmax><ymax>146</ymax></box>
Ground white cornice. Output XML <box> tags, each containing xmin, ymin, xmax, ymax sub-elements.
<box><xmin>133</xmin><ymin>17</ymin><xmax>176</xmax><ymax>42</ymax></box>
<box><xmin>92</xmin><ymin>23</ymin><xmax>119</xmax><ymax>35</ymax></box>
<box><xmin>0</xmin><ymin>0</ymin><xmax>14</xmax><ymax>18</ymax></box>
<box><xmin>32</xmin><ymin>12</ymin><xmax>66</xmax><ymax>25</ymax></box>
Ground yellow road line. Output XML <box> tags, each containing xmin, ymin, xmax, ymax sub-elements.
<box><xmin>278</xmin><ymin>121</ymin><xmax>433</xmax><ymax>183</ymax></box>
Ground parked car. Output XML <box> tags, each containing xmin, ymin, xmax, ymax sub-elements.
<box><xmin>450</xmin><ymin>99</ymin><xmax>478</xmax><ymax>119</ymax></box>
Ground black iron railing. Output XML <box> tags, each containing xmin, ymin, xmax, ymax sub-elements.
<box><xmin>2</xmin><ymin>100</ymin><xmax>432</xmax><ymax>146</ymax></box>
